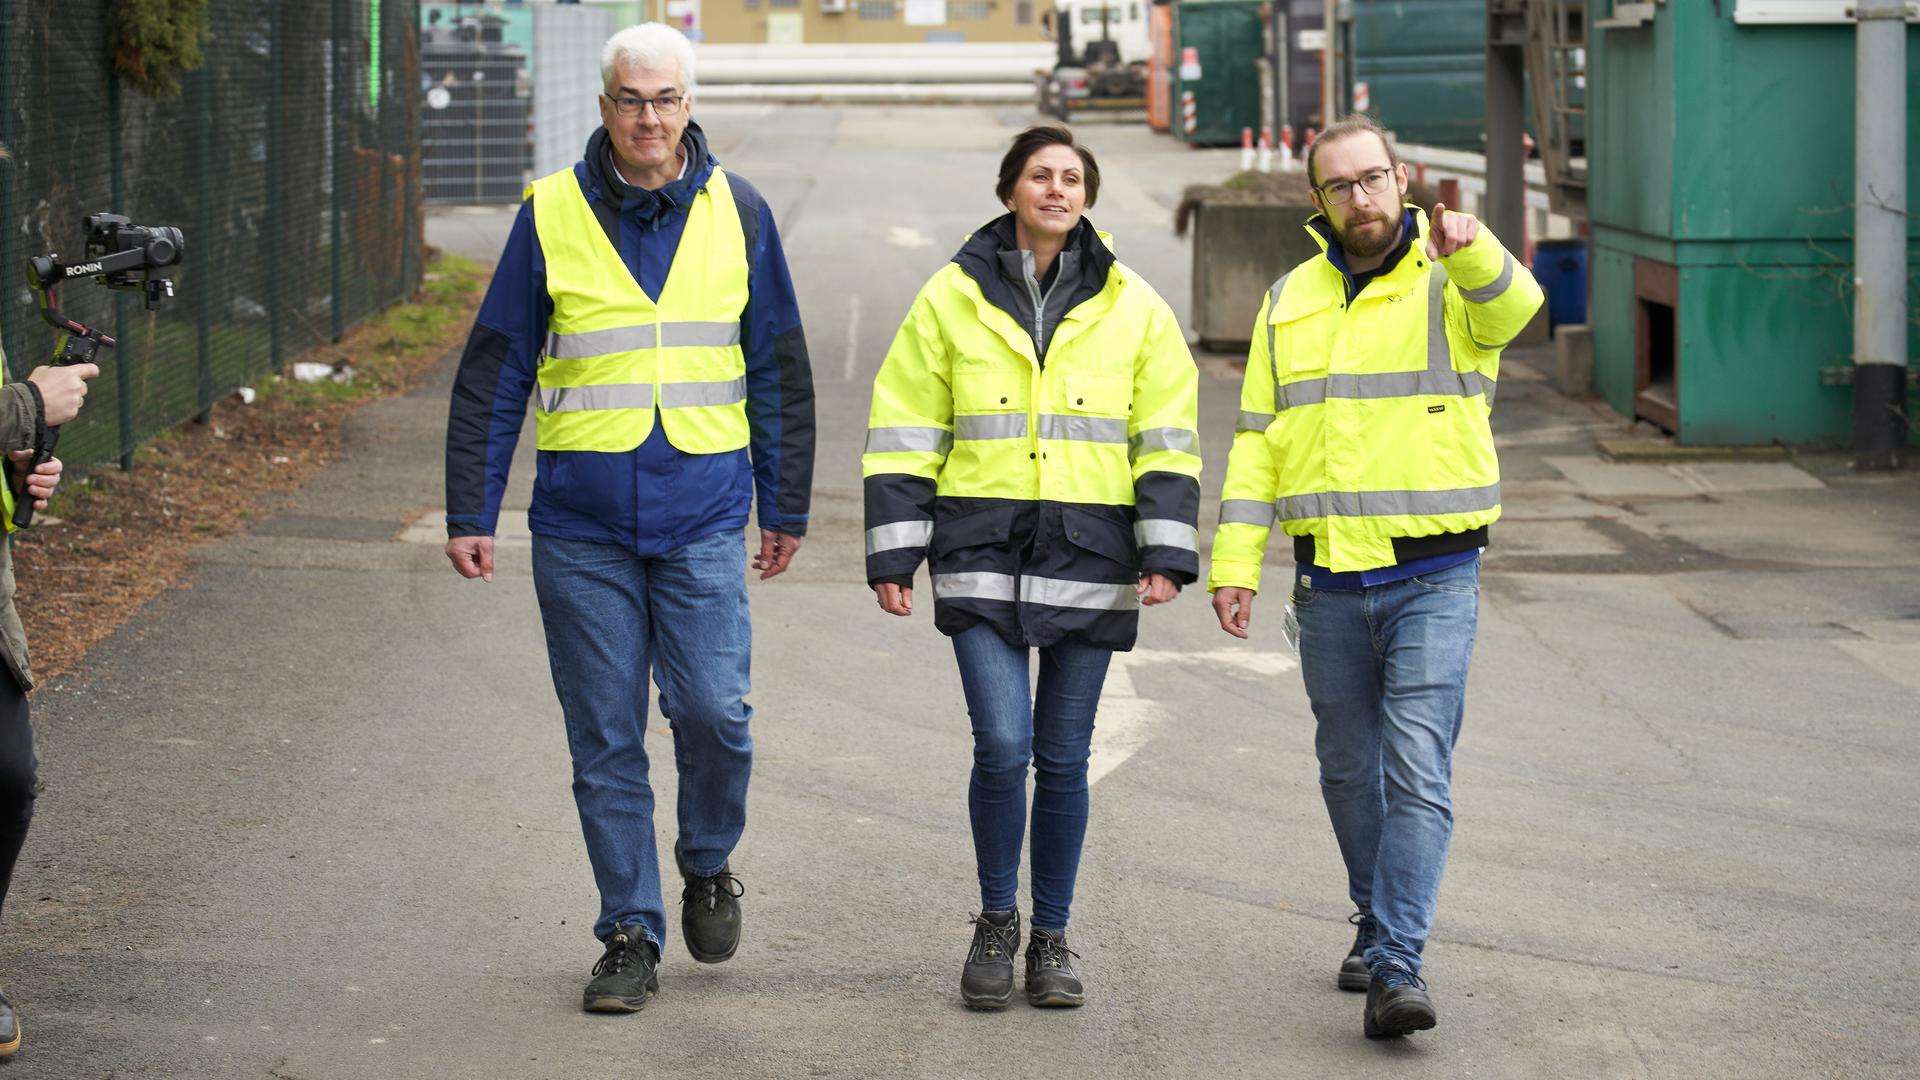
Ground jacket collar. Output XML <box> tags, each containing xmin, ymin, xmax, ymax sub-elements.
<box><xmin>1305</xmin><ymin>204</ymin><xmax>1428</xmax><ymax>283</ymax></box>
<box><xmin>580</xmin><ymin>121</ymin><xmax>716</xmax><ymax>231</ymax></box>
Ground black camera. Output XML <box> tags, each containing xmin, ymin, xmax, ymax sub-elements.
<box><xmin>78</xmin><ymin>213</ymin><xmax>184</xmax><ymax>292</ymax></box>
<box><xmin>28</xmin><ymin>212</ymin><xmax>184</xmax><ymax>312</ymax></box>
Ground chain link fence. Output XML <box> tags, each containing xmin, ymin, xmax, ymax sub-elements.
<box><xmin>0</xmin><ymin>0</ymin><xmax>424</xmax><ymax>470</ymax></box>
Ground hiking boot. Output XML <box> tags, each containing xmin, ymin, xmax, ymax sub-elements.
<box><xmin>677</xmin><ymin>856</ymin><xmax>745</xmax><ymax>964</ymax></box>
<box><xmin>1363</xmin><ymin>964</ymin><xmax>1437</xmax><ymax>1038</ymax></box>
<box><xmin>1339</xmin><ymin>912</ymin><xmax>1377</xmax><ymax>992</ymax></box>
<box><xmin>1024</xmin><ymin>928</ymin><xmax>1085</xmax><ymax>1008</ymax></box>
<box><xmin>960</xmin><ymin>910</ymin><xmax>1021</xmax><ymax>1010</ymax></box>
<box><xmin>581</xmin><ymin>928</ymin><xmax>659</xmax><ymax>1014</ymax></box>
<box><xmin>0</xmin><ymin>988</ymin><xmax>18</xmax><ymax>1058</ymax></box>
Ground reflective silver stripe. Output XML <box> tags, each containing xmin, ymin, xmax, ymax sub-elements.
<box><xmin>1219</xmin><ymin>499</ymin><xmax>1277</xmax><ymax>527</ymax></box>
<box><xmin>1276</xmin><ymin>379</ymin><xmax>1328</xmax><ymax>411</ymax></box>
<box><xmin>865</xmin><ymin>519</ymin><xmax>934</xmax><ymax>557</ymax></box>
<box><xmin>1265</xmin><ymin>271</ymin><xmax>1290</xmax><ymax>392</ymax></box>
<box><xmin>932</xmin><ymin>571</ymin><xmax>1017</xmax><ymax>602</ymax></box>
<box><xmin>1275</xmin><ymin>484</ymin><xmax>1501</xmax><ymax>521</ymax></box>
<box><xmin>545</xmin><ymin>321</ymin><xmax>742</xmax><ymax>359</ymax></box>
<box><xmin>934</xmin><ymin>571</ymin><xmax>1142</xmax><ymax>611</ymax></box>
<box><xmin>660</xmin><ymin>321</ymin><xmax>745</xmax><ymax>347</ymax></box>
<box><xmin>864</xmin><ymin>426</ymin><xmax>953</xmax><ymax>455</ymax></box>
<box><xmin>955</xmin><ymin>413</ymin><xmax>1030</xmax><ymax>440</ymax></box>
<box><xmin>1236</xmin><ymin>410</ymin><xmax>1275</xmax><ymax>434</ymax></box>
<box><xmin>659</xmin><ymin>377</ymin><xmax>747</xmax><ymax>408</ymax></box>
<box><xmin>1129</xmin><ymin>427</ymin><xmax>1198</xmax><ymax>455</ymax></box>
<box><xmin>1038</xmin><ymin>414</ymin><xmax>1129</xmax><ymax>443</ymax></box>
<box><xmin>1134</xmin><ymin>518</ymin><xmax>1199</xmax><ymax>550</ymax></box>
<box><xmin>1270</xmin><ymin>266</ymin><xmax>1496</xmax><ymax>411</ymax></box>
<box><xmin>537</xmin><ymin>383</ymin><xmax>655</xmax><ymax>413</ymax></box>
<box><xmin>1455</xmin><ymin>252</ymin><xmax>1515</xmax><ymax>304</ymax></box>
<box><xmin>1019</xmin><ymin>575</ymin><xmax>1140</xmax><ymax>611</ymax></box>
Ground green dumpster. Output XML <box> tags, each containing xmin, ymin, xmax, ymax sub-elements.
<box><xmin>1174</xmin><ymin>0</ymin><xmax>1263</xmax><ymax>148</ymax></box>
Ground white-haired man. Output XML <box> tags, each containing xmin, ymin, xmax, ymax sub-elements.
<box><xmin>444</xmin><ymin>23</ymin><xmax>815</xmax><ymax>1014</ymax></box>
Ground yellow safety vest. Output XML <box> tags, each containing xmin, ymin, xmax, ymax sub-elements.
<box><xmin>1210</xmin><ymin>207</ymin><xmax>1543</xmax><ymax>585</ymax></box>
<box><xmin>527</xmin><ymin>165</ymin><xmax>751</xmax><ymax>455</ymax></box>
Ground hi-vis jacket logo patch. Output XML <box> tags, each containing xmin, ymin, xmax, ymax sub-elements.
<box><xmin>1428</xmin><ymin>404</ymin><xmax>1446</xmax><ymax>414</ymax></box>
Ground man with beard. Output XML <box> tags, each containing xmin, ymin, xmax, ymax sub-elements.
<box><xmin>443</xmin><ymin>22</ymin><xmax>814</xmax><ymax>1013</ymax></box>
<box><xmin>1206</xmin><ymin>115</ymin><xmax>1541</xmax><ymax>1039</ymax></box>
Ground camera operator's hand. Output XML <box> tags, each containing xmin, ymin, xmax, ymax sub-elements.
<box><xmin>445</xmin><ymin>535</ymin><xmax>494</xmax><ymax>583</ymax></box>
<box><xmin>7</xmin><ymin>450</ymin><xmax>62</xmax><ymax>510</ymax></box>
<box><xmin>28</xmin><ymin>364</ymin><xmax>100</xmax><ymax>426</ymax></box>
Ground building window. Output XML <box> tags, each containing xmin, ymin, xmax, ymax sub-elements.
<box><xmin>857</xmin><ymin>0</ymin><xmax>897</xmax><ymax>17</ymax></box>
<box><xmin>1016</xmin><ymin>0</ymin><xmax>1033</xmax><ymax>22</ymax></box>
<box><xmin>950</xmin><ymin>0</ymin><xmax>990</xmax><ymax>20</ymax></box>
<box><xmin>771</xmin><ymin>0</ymin><xmax>800</xmax><ymax>7</ymax></box>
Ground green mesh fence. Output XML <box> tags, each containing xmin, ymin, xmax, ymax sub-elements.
<box><xmin>0</xmin><ymin>0</ymin><xmax>423</xmax><ymax>470</ymax></box>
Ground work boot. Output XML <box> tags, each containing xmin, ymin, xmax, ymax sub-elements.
<box><xmin>960</xmin><ymin>909</ymin><xmax>1021</xmax><ymax>1010</ymax></box>
<box><xmin>1363</xmin><ymin>963</ymin><xmax>1437</xmax><ymax>1038</ymax></box>
<box><xmin>0</xmin><ymin>988</ymin><xmax>18</xmax><ymax>1058</ymax></box>
<box><xmin>677</xmin><ymin>856</ymin><xmax>745</xmax><ymax>964</ymax></box>
<box><xmin>581</xmin><ymin>927</ymin><xmax>659</xmax><ymax>1014</ymax></box>
<box><xmin>1339</xmin><ymin>912</ymin><xmax>1377</xmax><ymax>992</ymax></box>
<box><xmin>1024</xmin><ymin>927</ymin><xmax>1086</xmax><ymax>1008</ymax></box>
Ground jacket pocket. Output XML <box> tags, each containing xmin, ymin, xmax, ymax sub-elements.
<box><xmin>1269</xmin><ymin>287</ymin><xmax>1340</xmax><ymax>379</ymax></box>
<box><xmin>1062</xmin><ymin>373</ymin><xmax>1129</xmax><ymax>417</ymax></box>
<box><xmin>931</xmin><ymin>505</ymin><xmax>1013</xmax><ymax>560</ymax></box>
<box><xmin>1059</xmin><ymin>506</ymin><xmax>1138</xmax><ymax>576</ymax></box>
<box><xmin>952</xmin><ymin>369</ymin><xmax>1027</xmax><ymax>415</ymax></box>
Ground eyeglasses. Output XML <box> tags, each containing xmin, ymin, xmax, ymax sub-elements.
<box><xmin>1316</xmin><ymin>167</ymin><xmax>1394</xmax><ymax>206</ymax></box>
<box><xmin>603</xmin><ymin>92</ymin><xmax>685</xmax><ymax>118</ymax></box>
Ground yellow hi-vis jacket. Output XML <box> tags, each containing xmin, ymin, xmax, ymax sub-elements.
<box><xmin>1209</xmin><ymin>207</ymin><xmax>1543</xmax><ymax>589</ymax></box>
<box><xmin>526</xmin><ymin>165</ymin><xmax>750</xmax><ymax>454</ymax></box>
<box><xmin>863</xmin><ymin>222</ymin><xmax>1200</xmax><ymax>651</ymax></box>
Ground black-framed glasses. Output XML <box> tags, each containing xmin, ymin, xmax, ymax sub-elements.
<box><xmin>603</xmin><ymin>92</ymin><xmax>685</xmax><ymax>118</ymax></box>
<box><xmin>1317</xmin><ymin>167</ymin><xmax>1394</xmax><ymax>206</ymax></box>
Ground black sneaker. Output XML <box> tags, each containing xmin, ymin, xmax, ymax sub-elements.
<box><xmin>677</xmin><ymin>857</ymin><xmax>745</xmax><ymax>964</ymax></box>
<box><xmin>1363</xmin><ymin>964</ymin><xmax>1437</xmax><ymax>1038</ymax></box>
<box><xmin>1024</xmin><ymin>928</ymin><xmax>1085</xmax><ymax>1008</ymax></box>
<box><xmin>582</xmin><ymin>928</ymin><xmax>659</xmax><ymax>1014</ymax></box>
<box><xmin>1339</xmin><ymin>912</ymin><xmax>1377</xmax><ymax>992</ymax></box>
<box><xmin>0</xmin><ymin>988</ymin><xmax>19</xmax><ymax>1058</ymax></box>
<box><xmin>960</xmin><ymin>910</ymin><xmax>1021</xmax><ymax>1010</ymax></box>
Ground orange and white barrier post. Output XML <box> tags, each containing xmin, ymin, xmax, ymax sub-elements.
<box><xmin>1240</xmin><ymin>127</ymin><xmax>1255</xmax><ymax>171</ymax></box>
<box><xmin>1257</xmin><ymin>127</ymin><xmax>1273</xmax><ymax>173</ymax></box>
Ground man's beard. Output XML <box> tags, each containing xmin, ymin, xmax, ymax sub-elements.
<box><xmin>1334</xmin><ymin>211</ymin><xmax>1400</xmax><ymax>260</ymax></box>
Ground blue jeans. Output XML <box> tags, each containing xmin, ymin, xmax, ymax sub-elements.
<box><xmin>532</xmin><ymin>530</ymin><xmax>754</xmax><ymax>948</ymax></box>
<box><xmin>950</xmin><ymin>624</ymin><xmax>1112</xmax><ymax>933</ymax></box>
<box><xmin>1294</xmin><ymin>555</ymin><xmax>1480</xmax><ymax>975</ymax></box>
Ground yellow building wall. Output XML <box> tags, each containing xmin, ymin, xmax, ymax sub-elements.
<box><xmin>609</xmin><ymin>0</ymin><xmax>1048</xmax><ymax>46</ymax></box>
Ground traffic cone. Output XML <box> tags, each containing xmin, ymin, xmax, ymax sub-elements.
<box><xmin>1240</xmin><ymin>127</ymin><xmax>1255</xmax><ymax>172</ymax></box>
<box><xmin>1280</xmin><ymin>124</ymin><xmax>1296</xmax><ymax>170</ymax></box>
<box><xmin>1257</xmin><ymin>127</ymin><xmax>1273</xmax><ymax>173</ymax></box>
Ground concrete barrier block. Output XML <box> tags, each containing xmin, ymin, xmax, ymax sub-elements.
<box><xmin>1554</xmin><ymin>323</ymin><xmax>1594</xmax><ymax>397</ymax></box>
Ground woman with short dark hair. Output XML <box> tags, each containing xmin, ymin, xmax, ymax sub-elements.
<box><xmin>861</xmin><ymin>126</ymin><xmax>1200</xmax><ymax>1010</ymax></box>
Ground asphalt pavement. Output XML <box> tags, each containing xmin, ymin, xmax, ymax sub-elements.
<box><xmin>8</xmin><ymin>105</ymin><xmax>1918</xmax><ymax>1079</ymax></box>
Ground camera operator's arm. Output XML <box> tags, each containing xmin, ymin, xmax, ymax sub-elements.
<box><xmin>444</xmin><ymin>198</ymin><xmax>549</xmax><ymax>583</ymax></box>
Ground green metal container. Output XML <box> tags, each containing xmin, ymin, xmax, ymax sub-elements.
<box><xmin>1350</xmin><ymin>0</ymin><xmax>1488</xmax><ymax>151</ymax></box>
<box><xmin>1587</xmin><ymin>6</ymin><xmax>1920</xmax><ymax>446</ymax></box>
<box><xmin>1174</xmin><ymin>0</ymin><xmax>1264</xmax><ymax>147</ymax></box>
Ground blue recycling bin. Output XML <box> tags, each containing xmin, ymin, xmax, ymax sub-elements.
<box><xmin>1531</xmin><ymin>239</ymin><xmax>1589</xmax><ymax>332</ymax></box>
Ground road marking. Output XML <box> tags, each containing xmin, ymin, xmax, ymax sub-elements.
<box><xmin>843</xmin><ymin>292</ymin><xmax>861</xmax><ymax>382</ymax></box>
<box><xmin>1089</xmin><ymin>646</ymin><xmax>1297</xmax><ymax>786</ymax></box>
<box><xmin>887</xmin><ymin>226</ymin><xmax>931</xmax><ymax>249</ymax></box>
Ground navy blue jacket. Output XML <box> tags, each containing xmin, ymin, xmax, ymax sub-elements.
<box><xmin>445</xmin><ymin>123</ymin><xmax>815</xmax><ymax>554</ymax></box>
